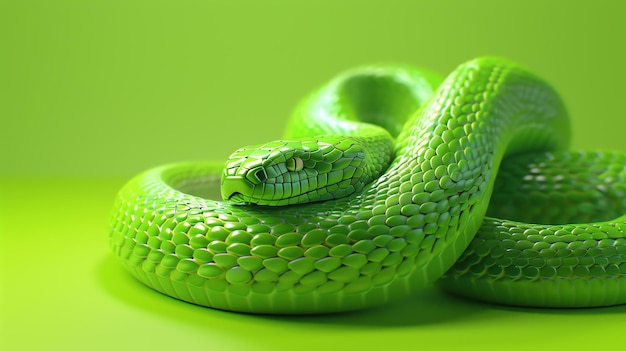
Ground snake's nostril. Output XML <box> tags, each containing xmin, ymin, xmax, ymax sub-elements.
<box><xmin>244</xmin><ymin>167</ymin><xmax>267</xmax><ymax>184</ymax></box>
<box><xmin>254</xmin><ymin>169</ymin><xmax>267</xmax><ymax>182</ymax></box>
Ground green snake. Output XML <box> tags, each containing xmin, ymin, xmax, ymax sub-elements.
<box><xmin>109</xmin><ymin>57</ymin><xmax>626</xmax><ymax>314</ymax></box>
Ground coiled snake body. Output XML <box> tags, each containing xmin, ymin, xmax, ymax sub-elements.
<box><xmin>109</xmin><ymin>57</ymin><xmax>626</xmax><ymax>314</ymax></box>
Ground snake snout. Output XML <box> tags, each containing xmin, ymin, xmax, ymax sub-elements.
<box><xmin>220</xmin><ymin>175</ymin><xmax>255</xmax><ymax>203</ymax></box>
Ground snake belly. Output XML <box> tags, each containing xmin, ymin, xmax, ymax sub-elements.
<box><xmin>108</xmin><ymin>57</ymin><xmax>626</xmax><ymax>313</ymax></box>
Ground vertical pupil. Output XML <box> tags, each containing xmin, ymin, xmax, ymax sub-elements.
<box><xmin>286</xmin><ymin>157</ymin><xmax>303</xmax><ymax>171</ymax></box>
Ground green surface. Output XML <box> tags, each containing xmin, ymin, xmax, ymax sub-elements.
<box><xmin>3</xmin><ymin>179</ymin><xmax>626</xmax><ymax>350</ymax></box>
<box><xmin>2</xmin><ymin>0</ymin><xmax>626</xmax><ymax>350</ymax></box>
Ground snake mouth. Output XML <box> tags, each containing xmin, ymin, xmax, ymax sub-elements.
<box><xmin>227</xmin><ymin>192</ymin><xmax>247</xmax><ymax>203</ymax></box>
<box><xmin>228</xmin><ymin>192</ymin><xmax>242</xmax><ymax>200</ymax></box>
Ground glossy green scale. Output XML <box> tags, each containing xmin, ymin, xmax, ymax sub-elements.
<box><xmin>109</xmin><ymin>57</ymin><xmax>626</xmax><ymax>314</ymax></box>
<box><xmin>440</xmin><ymin>151</ymin><xmax>626</xmax><ymax>306</ymax></box>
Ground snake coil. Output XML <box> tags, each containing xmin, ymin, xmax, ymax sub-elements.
<box><xmin>109</xmin><ymin>57</ymin><xmax>626</xmax><ymax>314</ymax></box>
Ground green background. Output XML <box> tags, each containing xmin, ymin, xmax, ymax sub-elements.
<box><xmin>1</xmin><ymin>0</ymin><xmax>625</xmax><ymax>350</ymax></box>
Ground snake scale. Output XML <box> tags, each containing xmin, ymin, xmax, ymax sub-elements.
<box><xmin>109</xmin><ymin>57</ymin><xmax>626</xmax><ymax>314</ymax></box>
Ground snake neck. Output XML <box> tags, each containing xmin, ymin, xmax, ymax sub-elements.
<box><xmin>219</xmin><ymin>65</ymin><xmax>441</xmax><ymax>206</ymax></box>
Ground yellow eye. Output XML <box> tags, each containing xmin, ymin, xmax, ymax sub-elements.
<box><xmin>286</xmin><ymin>157</ymin><xmax>304</xmax><ymax>171</ymax></box>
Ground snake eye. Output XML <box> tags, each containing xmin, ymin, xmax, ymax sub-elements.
<box><xmin>286</xmin><ymin>157</ymin><xmax>304</xmax><ymax>171</ymax></box>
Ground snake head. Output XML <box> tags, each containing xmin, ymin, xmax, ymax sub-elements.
<box><xmin>221</xmin><ymin>137</ymin><xmax>369</xmax><ymax>206</ymax></box>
